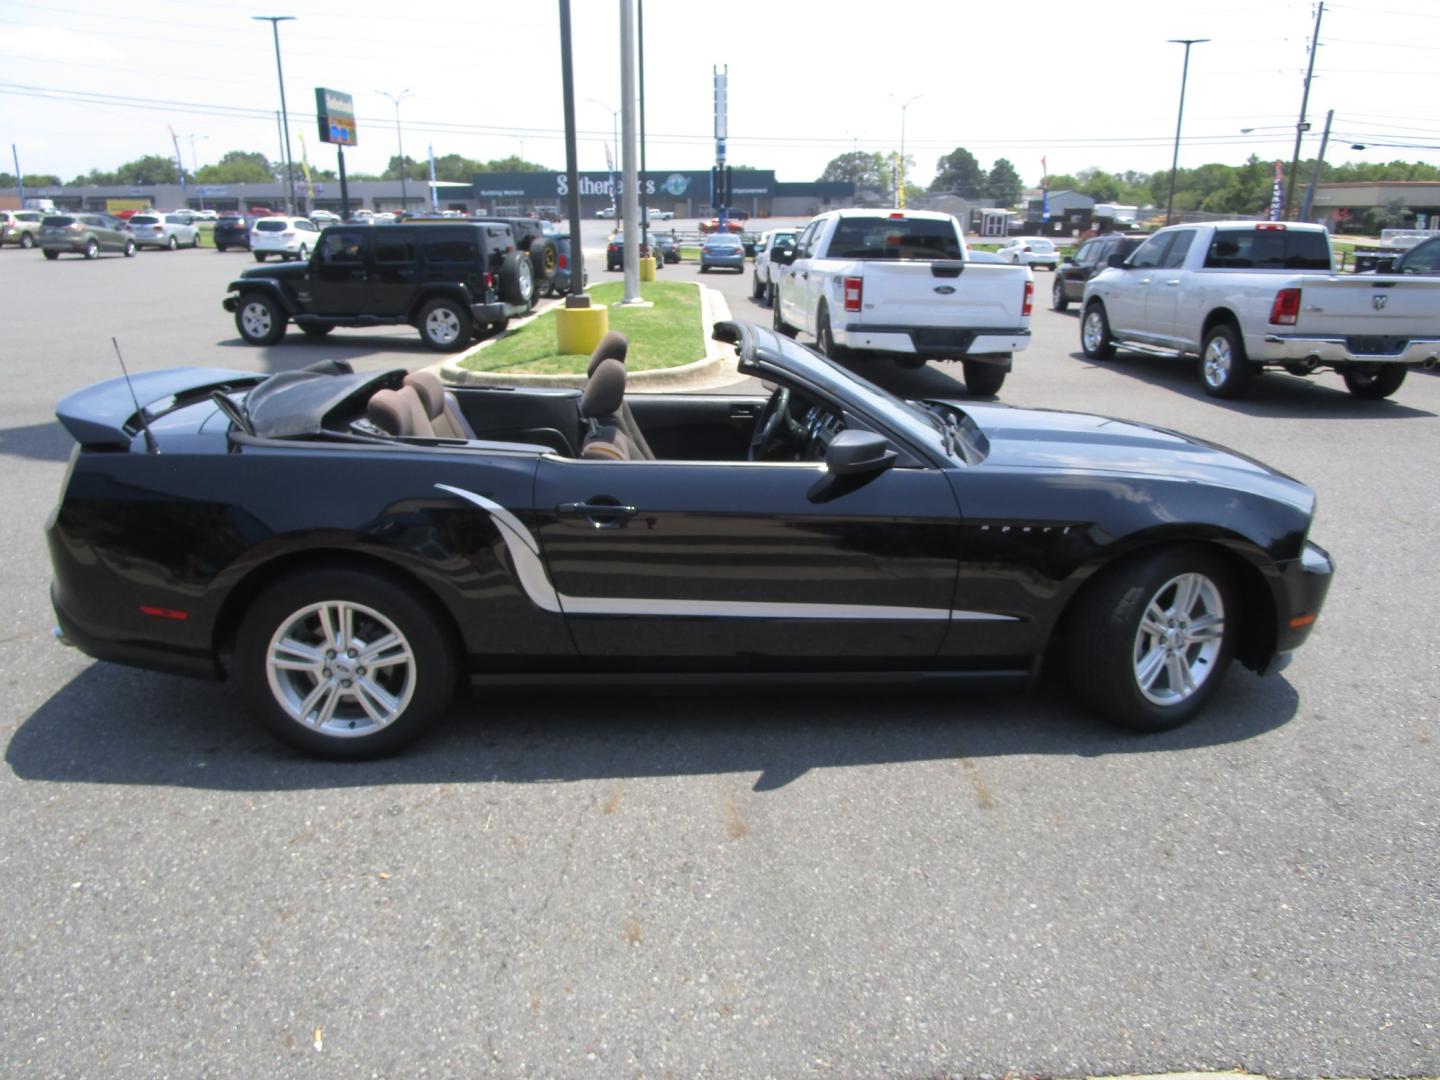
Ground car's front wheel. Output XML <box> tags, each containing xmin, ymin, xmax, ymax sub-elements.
<box><xmin>1342</xmin><ymin>365</ymin><xmax>1407</xmax><ymax>400</ymax></box>
<box><xmin>235</xmin><ymin>569</ymin><xmax>457</xmax><ymax>759</ymax></box>
<box><xmin>167</xmin><ymin>235</ymin><xmax>179</xmax><ymax>250</ymax></box>
<box><xmin>235</xmin><ymin>293</ymin><xmax>287</xmax><ymax>345</ymax></box>
<box><xmin>42</xmin><ymin>249</ymin><xmax>59</xmax><ymax>260</ymax></box>
<box><xmin>752</xmin><ymin>272</ymin><xmax>764</xmax><ymax>300</ymax></box>
<box><xmin>19</xmin><ymin>233</ymin><xmax>34</xmax><ymax>249</ymax></box>
<box><xmin>1080</xmin><ymin>303</ymin><xmax>1115</xmax><ymax>359</ymax></box>
<box><xmin>418</xmin><ymin>298</ymin><xmax>472</xmax><ymax>352</ymax></box>
<box><xmin>772</xmin><ymin>290</ymin><xmax>796</xmax><ymax>338</ymax></box>
<box><xmin>84</xmin><ymin>239</ymin><xmax>99</xmax><ymax>260</ymax></box>
<box><xmin>254</xmin><ymin>252</ymin><xmax>267</xmax><ymax>262</ymax></box>
<box><xmin>1066</xmin><ymin>545</ymin><xmax>1236</xmax><ymax>732</ymax></box>
<box><xmin>123</xmin><ymin>239</ymin><xmax>136</xmax><ymax>257</ymax></box>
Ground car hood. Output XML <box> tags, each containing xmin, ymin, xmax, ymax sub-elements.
<box><xmin>240</xmin><ymin>260</ymin><xmax>308</xmax><ymax>280</ymax></box>
<box><xmin>951</xmin><ymin>401</ymin><xmax>1315</xmax><ymax>513</ymax></box>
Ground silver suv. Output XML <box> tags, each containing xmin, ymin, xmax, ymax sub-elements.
<box><xmin>0</xmin><ymin>210</ymin><xmax>44</xmax><ymax>249</ymax></box>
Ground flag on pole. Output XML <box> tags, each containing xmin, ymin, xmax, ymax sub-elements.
<box><xmin>1268</xmin><ymin>161</ymin><xmax>1285</xmax><ymax>221</ymax></box>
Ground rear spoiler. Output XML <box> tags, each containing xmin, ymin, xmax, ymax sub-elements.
<box><xmin>56</xmin><ymin>367</ymin><xmax>263</xmax><ymax>447</ymax></box>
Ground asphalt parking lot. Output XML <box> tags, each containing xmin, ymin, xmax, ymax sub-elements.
<box><xmin>1</xmin><ymin>236</ymin><xmax>1437</xmax><ymax>1078</ymax></box>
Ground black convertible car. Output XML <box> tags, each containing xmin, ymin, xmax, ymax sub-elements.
<box><xmin>47</xmin><ymin>322</ymin><xmax>1333</xmax><ymax>758</ymax></box>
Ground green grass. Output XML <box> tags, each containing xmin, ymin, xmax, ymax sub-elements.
<box><xmin>458</xmin><ymin>280</ymin><xmax>706</xmax><ymax>376</ymax></box>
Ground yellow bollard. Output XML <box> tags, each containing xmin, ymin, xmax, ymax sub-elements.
<box><xmin>555</xmin><ymin>303</ymin><xmax>609</xmax><ymax>357</ymax></box>
<box><xmin>639</xmin><ymin>255</ymin><xmax>656</xmax><ymax>282</ymax></box>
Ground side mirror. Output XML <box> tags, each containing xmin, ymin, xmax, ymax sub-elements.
<box><xmin>772</xmin><ymin>246</ymin><xmax>796</xmax><ymax>265</ymax></box>
<box><xmin>825</xmin><ymin>430</ymin><xmax>897</xmax><ymax>477</ymax></box>
<box><xmin>1107</xmin><ymin>252</ymin><xmax>1129</xmax><ymax>268</ymax></box>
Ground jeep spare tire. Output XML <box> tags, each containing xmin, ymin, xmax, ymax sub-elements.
<box><xmin>528</xmin><ymin>237</ymin><xmax>558</xmax><ymax>286</ymax></box>
<box><xmin>499</xmin><ymin>250</ymin><xmax>535</xmax><ymax>307</ymax></box>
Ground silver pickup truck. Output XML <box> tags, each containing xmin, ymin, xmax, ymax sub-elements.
<box><xmin>771</xmin><ymin>209</ymin><xmax>1033</xmax><ymax>396</ymax></box>
<box><xmin>1080</xmin><ymin>220</ymin><xmax>1440</xmax><ymax>400</ymax></box>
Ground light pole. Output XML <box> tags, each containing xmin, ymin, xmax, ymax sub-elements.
<box><xmin>378</xmin><ymin>89</ymin><xmax>414</xmax><ymax>212</ymax></box>
<box><xmin>587</xmin><ymin>98</ymin><xmax>619</xmax><ymax>214</ymax></box>
<box><xmin>253</xmin><ymin>15</ymin><xmax>297</xmax><ymax>214</ymax></box>
<box><xmin>1165</xmin><ymin>37</ymin><xmax>1208</xmax><ymax>227</ymax></box>
<box><xmin>186</xmin><ymin>132</ymin><xmax>209</xmax><ymax>209</ymax></box>
<box><xmin>889</xmin><ymin>93</ymin><xmax>921</xmax><ymax>209</ymax></box>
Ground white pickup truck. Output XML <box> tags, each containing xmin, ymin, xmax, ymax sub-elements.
<box><xmin>1080</xmin><ymin>220</ymin><xmax>1440</xmax><ymax>400</ymax></box>
<box><xmin>770</xmin><ymin>208</ymin><xmax>1033</xmax><ymax>395</ymax></box>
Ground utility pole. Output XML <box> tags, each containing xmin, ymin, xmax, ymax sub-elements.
<box><xmin>1300</xmin><ymin>108</ymin><xmax>1334</xmax><ymax>222</ymax></box>
<box><xmin>253</xmin><ymin>16</ymin><xmax>298</xmax><ymax>215</ymax></box>
<box><xmin>1285</xmin><ymin>1</ymin><xmax>1324</xmax><ymax>220</ymax></box>
<box><xmin>1165</xmin><ymin>38</ymin><xmax>1208</xmax><ymax>227</ymax></box>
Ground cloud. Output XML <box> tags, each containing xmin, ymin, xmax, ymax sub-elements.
<box><xmin>10</xmin><ymin>25</ymin><xmax>123</xmax><ymax>63</ymax></box>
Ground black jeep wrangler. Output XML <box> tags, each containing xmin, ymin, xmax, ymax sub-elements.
<box><xmin>222</xmin><ymin>221</ymin><xmax>535</xmax><ymax>352</ymax></box>
<box><xmin>470</xmin><ymin>217</ymin><xmax>560</xmax><ymax>295</ymax></box>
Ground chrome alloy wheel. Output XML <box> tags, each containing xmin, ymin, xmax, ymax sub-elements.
<box><xmin>424</xmin><ymin>305</ymin><xmax>463</xmax><ymax>346</ymax></box>
<box><xmin>1203</xmin><ymin>334</ymin><xmax>1234</xmax><ymax>389</ymax></box>
<box><xmin>1132</xmin><ymin>572</ymin><xmax>1225</xmax><ymax>706</ymax></box>
<box><xmin>1082</xmin><ymin>309</ymin><xmax>1107</xmax><ymax>352</ymax></box>
<box><xmin>264</xmin><ymin>599</ymin><xmax>417</xmax><ymax>737</ymax></box>
<box><xmin>240</xmin><ymin>300</ymin><xmax>274</xmax><ymax>339</ymax></box>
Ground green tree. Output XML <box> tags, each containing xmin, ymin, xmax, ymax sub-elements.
<box><xmin>0</xmin><ymin>173</ymin><xmax>62</xmax><ymax>188</ymax></box>
<box><xmin>1363</xmin><ymin>196</ymin><xmax>1414</xmax><ymax>235</ymax></box>
<box><xmin>383</xmin><ymin>155</ymin><xmax>429</xmax><ymax>181</ymax></box>
<box><xmin>477</xmin><ymin>155</ymin><xmax>548</xmax><ymax>173</ymax></box>
<box><xmin>195</xmin><ymin>151</ymin><xmax>276</xmax><ymax>184</ymax></box>
<box><xmin>983</xmin><ymin>158</ymin><xmax>1023</xmax><ymax>205</ymax></box>
<box><xmin>818</xmin><ymin>151</ymin><xmax>888</xmax><ymax>191</ymax></box>
<box><xmin>930</xmin><ymin>147</ymin><xmax>984</xmax><ymax>195</ymax></box>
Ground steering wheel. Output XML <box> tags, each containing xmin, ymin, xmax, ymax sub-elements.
<box><xmin>748</xmin><ymin>386</ymin><xmax>794</xmax><ymax>461</ymax></box>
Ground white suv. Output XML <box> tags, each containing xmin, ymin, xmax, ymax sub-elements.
<box><xmin>251</xmin><ymin>216</ymin><xmax>320</xmax><ymax>262</ymax></box>
<box><xmin>128</xmin><ymin>212</ymin><xmax>200</xmax><ymax>251</ymax></box>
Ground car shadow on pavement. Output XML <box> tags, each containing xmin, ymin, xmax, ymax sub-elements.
<box><xmin>216</xmin><ymin>334</ymin><xmax>450</xmax><ymax>375</ymax></box>
<box><xmin>1071</xmin><ymin>350</ymin><xmax>1437</xmax><ymax>420</ymax></box>
<box><xmin>8</xmin><ymin>662</ymin><xmax>1297</xmax><ymax>794</ymax></box>
<box><xmin>0</xmin><ymin>419</ymin><xmax>75</xmax><ymax>463</ymax></box>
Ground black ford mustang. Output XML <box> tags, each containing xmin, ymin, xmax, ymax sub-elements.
<box><xmin>46</xmin><ymin>322</ymin><xmax>1333</xmax><ymax>758</ymax></box>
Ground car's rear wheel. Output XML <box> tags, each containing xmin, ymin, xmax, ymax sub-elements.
<box><xmin>235</xmin><ymin>569</ymin><xmax>457</xmax><ymax>759</ymax></box>
<box><xmin>1066</xmin><ymin>545</ymin><xmax>1236</xmax><ymax>732</ymax></box>
<box><xmin>418</xmin><ymin>298</ymin><xmax>472</xmax><ymax>352</ymax></box>
<box><xmin>192</xmin><ymin>232</ymin><xmax>201</xmax><ymax>248</ymax></box>
<box><xmin>236</xmin><ymin>293</ymin><xmax>286</xmax><ymax>345</ymax></box>
<box><xmin>123</xmin><ymin>239</ymin><xmax>136</xmax><ymax>257</ymax></box>
<box><xmin>298</xmin><ymin>243</ymin><xmax>309</xmax><ymax>261</ymax></box>
<box><xmin>216</xmin><ymin>244</ymin><xmax>227</xmax><ymax>253</ymax></box>
<box><xmin>254</xmin><ymin>252</ymin><xmax>267</xmax><ymax>262</ymax></box>
<box><xmin>1051</xmin><ymin>276</ymin><xmax>1068</xmax><ymax>312</ymax></box>
<box><xmin>84</xmin><ymin>239</ymin><xmax>99</xmax><ymax>260</ymax></box>
<box><xmin>963</xmin><ymin>360</ymin><xmax>1007</xmax><ymax>396</ymax></box>
<box><xmin>167</xmin><ymin>235</ymin><xmax>179</xmax><ymax>250</ymax></box>
<box><xmin>1199</xmin><ymin>323</ymin><xmax>1255</xmax><ymax>399</ymax></box>
<box><xmin>816</xmin><ymin>305</ymin><xmax>850</xmax><ymax>361</ymax></box>
<box><xmin>752</xmin><ymin>272</ymin><xmax>764</xmax><ymax>299</ymax></box>
<box><xmin>1342</xmin><ymin>364</ymin><xmax>1407</xmax><ymax>400</ymax></box>
<box><xmin>42</xmin><ymin>249</ymin><xmax>59</xmax><ymax>260</ymax></box>
<box><xmin>19</xmin><ymin>233</ymin><xmax>34</xmax><ymax>249</ymax></box>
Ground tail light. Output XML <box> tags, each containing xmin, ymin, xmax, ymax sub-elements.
<box><xmin>1257</xmin><ymin>223</ymin><xmax>1287</xmax><ymax>231</ymax></box>
<box><xmin>843</xmin><ymin>276</ymin><xmax>863</xmax><ymax>313</ymax></box>
<box><xmin>483</xmin><ymin>272</ymin><xmax>495</xmax><ymax>289</ymax></box>
<box><xmin>1022</xmin><ymin>279</ymin><xmax>1034</xmax><ymax>317</ymax></box>
<box><xmin>558</xmin><ymin>254</ymin><xmax>568</xmax><ymax>270</ymax></box>
<box><xmin>1270</xmin><ymin>287</ymin><xmax>1301</xmax><ymax>325</ymax></box>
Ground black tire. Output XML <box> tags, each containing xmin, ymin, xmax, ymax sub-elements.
<box><xmin>1080</xmin><ymin>302</ymin><xmax>1115</xmax><ymax>359</ymax></box>
<box><xmin>216</xmin><ymin>244</ymin><xmax>227</xmax><ymax>253</ymax></box>
<box><xmin>19</xmin><ymin>233</ymin><xmax>34</xmax><ymax>249</ymax></box>
<box><xmin>752</xmin><ymin>272</ymin><xmax>764</xmax><ymax>300</ymax></box>
<box><xmin>1066</xmin><ymin>545</ymin><xmax>1237</xmax><ymax>733</ymax></box>
<box><xmin>234</xmin><ymin>568</ymin><xmax>457</xmax><ymax>759</ymax></box>
<box><xmin>498</xmin><ymin>250</ymin><xmax>535</xmax><ymax>307</ymax></box>
<box><xmin>772</xmin><ymin>289</ymin><xmax>796</xmax><ymax>338</ymax></box>
<box><xmin>418</xmin><ymin>297</ymin><xmax>472</xmax><ymax>352</ymax></box>
<box><xmin>1342</xmin><ymin>365</ymin><xmax>1407</xmax><ymax>400</ymax></box>
<box><xmin>235</xmin><ymin>292</ymin><xmax>287</xmax><ymax>345</ymax></box>
<box><xmin>42</xmin><ymin>249</ymin><xmax>59</xmax><ymax>260</ymax></box>
<box><xmin>254</xmin><ymin>252</ymin><xmax>267</xmax><ymax>263</ymax></box>
<box><xmin>529</xmin><ymin>237</ymin><xmax>557</xmax><ymax>285</ymax></box>
<box><xmin>123</xmin><ymin>239</ymin><xmax>136</xmax><ymax>258</ymax></box>
<box><xmin>297</xmin><ymin>243</ymin><xmax>309</xmax><ymax>261</ymax></box>
<box><xmin>299</xmin><ymin>323</ymin><xmax>334</xmax><ymax>338</ymax></box>
<box><xmin>1199</xmin><ymin>322</ymin><xmax>1255</xmax><ymax>399</ymax></box>
<box><xmin>167</xmin><ymin>235</ymin><xmax>179</xmax><ymax>251</ymax></box>
<box><xmin>192</xmin><ymin>232</ymin><xmax>201</xmax><ymax>249</ymax></box>
<box><xmin>607</xmin><ymin>260</ymin><xmax>618</xmax><ymax>272</ymax></box>
<box><xmin>84</xmin><ymin>239</ymin><xmax>99</xmax><ymax>260</ymax></box>
<box><xmin>1051</xmin><ymin>276</ymin><xmax>1068</xmax><ymax>312</ymax></box>
<box><xmin>765</xmin><ymin>282</ymin><xmax>776</xmax><ymax>308</ymax></box>
<box><xmin>815</xmin><ymin>305</ymin><xmax>850</xmax><ymax>361</ymax></box>
<box><xmin>963</xmin><ymin>360</ymin><xmax>1007</xmax><ymax>396</ymax></box>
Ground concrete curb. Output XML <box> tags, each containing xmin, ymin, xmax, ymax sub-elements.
<box><xmin>434</xmin><ymin>281</ymin><xmax>738</xmax><ymax>392</ymax></box>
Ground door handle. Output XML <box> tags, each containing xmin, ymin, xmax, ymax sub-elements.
<box><xmin>1164</xmin><ymin>279</ymin><xmax>1181</xmax><ymax>287</ymax></box>
<box><xmin>558</xmin><ymin>500</ymin><xmax>638</xmax><ymax>527</ymax></box>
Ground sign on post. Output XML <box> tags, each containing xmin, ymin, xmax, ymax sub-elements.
<box><xmin>315</xmin><ymin>88</ymin><xmax>358</xmax><ymax>146</ymax></box>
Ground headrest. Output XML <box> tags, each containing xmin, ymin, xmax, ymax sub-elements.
<box><xmin>366</xmin><ymin>385</ymin><xmax>429</xmax><ymax>436</ymax></box>
<box><xmin>404</xmin><ymin>370</ymin><xmax>445</xmax><ymax>420</ymax></box>
<box><xmin>581</xmin><ymin>357</ymin><xmax>626</xmax><ymax>419</ymax></box>
<box><xmin>586</xmin><ymin>330</ymin><xmax>629</xmax><ymax>376</ymax></box>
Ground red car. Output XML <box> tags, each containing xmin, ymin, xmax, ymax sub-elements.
<box><xmin>699</xmin><ymin>217</ymin><xmax>745</xmax><ymax>235</ymax></box>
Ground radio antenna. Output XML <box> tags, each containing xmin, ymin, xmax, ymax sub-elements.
<box><xmin>111</xmin><ymin>337</ymin><xmax>159</xmax><ymax>454</ymax></box>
